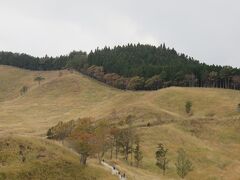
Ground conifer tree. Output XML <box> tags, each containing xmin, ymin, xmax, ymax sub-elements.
<box><xmin>155</xmin><ymin>143</ymin><xmax>169</xmax><ymax>175</ymax></box>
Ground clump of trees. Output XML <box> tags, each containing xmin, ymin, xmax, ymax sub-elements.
<box><xmin>66</xmin><ymin>51</ymin><xmax>88</xmax><ymax>71</ymax></box>
<box><xmin>47</xmin><ymin>118</ymin><xmax>100</xmax><ymax>165</ymax></box>
<box><xmin>47</xmin><ymin>120</ymin><xmax>75</xmax><ymax>141</ymax></box>
<box><xmin>47</xmin><ymin>116</ymin><xmax>143</xmax><ymax>166</ymax></box>
<box><xmin>47</xmin><ymin>116</ymin><xmax>195</xmax><ymax>178</ymax></box>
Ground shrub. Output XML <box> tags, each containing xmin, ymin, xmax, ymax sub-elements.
<box><xmin>185</xmin><ymin>101</ymin><xmax>192</xmax><ymax>114</ymax></box>
<box><xmin>47</xmin><ymin>120</ymin><xmax>75</xmax><ymax>141</ymax></box>
<box><xmin>175</xmin><ymin>148</ymin><xmax>193</xmax><ymax>178</ymax></box>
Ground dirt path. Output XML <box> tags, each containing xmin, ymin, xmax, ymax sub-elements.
<box><xmin>98</xmin><ymin>159</ymin><xmax>166</xmax><ymax>180</ymax></box>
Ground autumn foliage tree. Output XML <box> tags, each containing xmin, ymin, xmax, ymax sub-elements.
<box><xmin>68</xmin><ymin>118</ymin><xmax>97</xmax><ymax>165</ymax></box>
<box><xmin>95</xmin><ymin>120</ymin><xmax>112</xmax><ymax>163</ymax></box>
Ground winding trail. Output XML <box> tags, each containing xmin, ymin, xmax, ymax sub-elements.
<box><xmin>101</xmin><ymin>160</ymin><xmax>127</xmax><ymax>180</ymax></box>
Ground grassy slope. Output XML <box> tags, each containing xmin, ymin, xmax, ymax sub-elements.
<box><xmin>0</xmin><ymin>65</ymin><xmax>240</xmax><ymax>179</ymax></box>
<box><xmin>0</xmin><ymin>136</ymin><xmax>116</xmax><ymax>180</ymax></box>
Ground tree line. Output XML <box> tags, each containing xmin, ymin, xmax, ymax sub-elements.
<box><xmin>1</xmin><ymin>44</ymin><xmax>240</xmax><ymax>90</ymax></box>
<box><xmin>86</xmin><ymin>44</ymin><xmax>240</xmax><ymax>90</ymax></box>
<box><xmin>0</xmin><ymin>51</ymin><xmax>70</xmax><ymax>70</ymax></box>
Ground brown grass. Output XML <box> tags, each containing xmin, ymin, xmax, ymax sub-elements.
<box><xmin>0</xmin><ymin>65</ymin><xmax>240</xmax><ymax>179</ymax></box>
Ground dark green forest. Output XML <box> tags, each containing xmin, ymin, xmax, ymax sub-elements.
<box><xmin>0</xmin><ymin>51</ymin><xmax>69</xmax><ymax>70</ymax></box>
<box><xmin>1</xmin><ymin>44</ymin><xmax>240</xmax><ymax>90</ymax></box>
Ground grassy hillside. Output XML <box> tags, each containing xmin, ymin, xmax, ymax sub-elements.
<box><xmin>0</xmin><ymin>65</ymin><xmax>239</xmax><ymax>136</ymax></box>
<box><xmin>0</xmin><ymin>136</ymin><xmax>116</xmax><ymax>180</ymax></box>
<box><xmin>0</xmin><ymin>65</ymin><xmax>239</xmax><ymax>179</ymax></box>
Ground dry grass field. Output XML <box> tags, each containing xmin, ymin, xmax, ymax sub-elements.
<box><xmin>0</xmin><ymin>136</ymin><xmax>117</xmax><ymax>180</ymax></box>
<box><xmin>0</xmin><ymin>65</ymin><xmax>240</xmax><ymax>179</ymax></box>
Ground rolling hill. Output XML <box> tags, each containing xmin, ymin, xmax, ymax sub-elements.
<box><xmin>0</xmin><ymin>136</ymin><xmax>116</xmax><ymax>180</ymax></box>
<box><xmin>0</xmin><ymin>65</ymin><xmax>239</xmax><ymax>179</ymax></box>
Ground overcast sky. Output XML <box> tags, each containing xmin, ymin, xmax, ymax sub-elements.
<box><xmin>0</xmin><ymin>0</ymin><xmax>239</xmax><ymax>67</ymax></box>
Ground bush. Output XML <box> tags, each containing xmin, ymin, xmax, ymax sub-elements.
<box><xmin>185</xmin><ymin>101</ymin><xmax>192</xmax><ymax>114</ymax></box>
<box><xmin>47</xmin><ymin>120</ymin><xmax>75</xmax><ymax>140</ymax></box>
<box><xmin>175</xmin><ymin>148</ymin><xmax>193</xmax><ymax>178</ymax></box>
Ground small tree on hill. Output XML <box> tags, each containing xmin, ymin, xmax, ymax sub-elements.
<box><xmin>34</xmin><ymin>76</ymin><xmax>45</xmax><ymax>85</ymax></box>
<box><xmin>175</xmin><ymin>148</ymin><xmax>193</xmax><ymax>179</ymax></box>
<box><xmin>134</xmin><ymin>137</ymin><xmax>143</xmax><ymax>167</ymax></box>
<box><xmin>126</xmin><ymin>115</ymin><xmax>136</xmax><ymax>165</ymax></box>
<box><xmin>185</xmin><ymin>101</ymin><xmax>192</xmax><ymax>114</ymax></box>
<box><xmin>155</xmin><ymin>143</ymin><xmax>169</xmax><ymax>175</ymax></box>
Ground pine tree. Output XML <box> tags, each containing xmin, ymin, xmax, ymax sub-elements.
<box><xmin>134</xmin><ymin>138</ymin><xmax>143</xmax><ymax>167</ymax></box>
<box><xmin>155</xmin><ymin>143</ymin><xmax>169</xmax><ymax>175</ymax></box>
<box><xmin>185</xmin><ymin>101</ymin><xmax>192</xmax><ymax>114</ymax></box>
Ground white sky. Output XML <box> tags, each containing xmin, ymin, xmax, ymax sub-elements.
<box><xmin>0</xmin><ymin>0</ymin><xmax>239</xmax><ymax>67</ymax></box>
